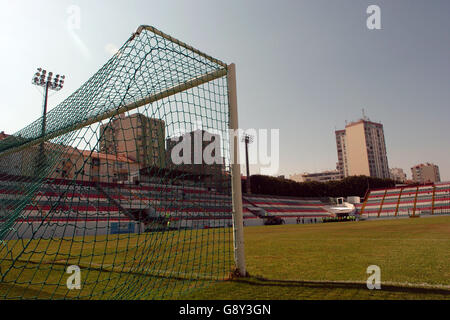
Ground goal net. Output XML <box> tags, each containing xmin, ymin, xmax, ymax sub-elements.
<box><xmin>0</xmin><ymin>25</ymin><xmax>236</xmax><ymax>299</ymax></box>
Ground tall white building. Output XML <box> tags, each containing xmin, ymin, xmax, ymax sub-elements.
<box><xmin>335</xmin><ymin>118</ymin><xmax>390</xmax><ymax>179</ymax></box>
<box><xmin>335</xmin><ymin>130</ymin><xmax>348</xmax><ymax>179</ymax></box>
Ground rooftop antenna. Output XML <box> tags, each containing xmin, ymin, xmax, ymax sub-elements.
<box><xmin>362</xmin><ymin>108</ymin><xmax>368</xmax><ymax>121</ymax></box>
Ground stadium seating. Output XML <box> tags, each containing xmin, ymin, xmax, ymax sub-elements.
<box><xmin>243</xmin><ymin>195</ymin><xmax>331</xmax><ymax>225</ymax></box>
<box><xmin>0</xmin><ymin>174</ymin><xmax>337</xmax><ymax>238</ymax></box>
<box><xmin>0</xmin><ymin>174</ymin><xmax>233</xmax><ymax>238</ymax></box>
<box><xmin>360</xmin><ymin>182</ymin><xmax>450</xmax><ymax>218</ymax></box>
<box><xmin>9</xmin><ymin>175</ymin><xmax>447</xmax><ymax>238</ymax></box>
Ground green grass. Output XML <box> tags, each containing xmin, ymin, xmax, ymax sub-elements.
<box><xmin>0</xmin><ymin>227</ymin><xmax>234</xmax><ymax>299</ymax></box>
<box><xmin>1</xmin><ymin>216</ymin><xmax>449</xmax><ymax>299</ymax></box>
<box><xmin>181</xmin><ymin>216</ymin><xmax>450</xmax><ymax>300</ymax></box>
<box><xmin>178</xmin><ymin>278</ymin><xmax>450</xmax><ymax>300</ymax></box>
<box><xmin>243</xmin><ymin>216</ymin><xmax>450</xmax><ymax>286</ymax></box>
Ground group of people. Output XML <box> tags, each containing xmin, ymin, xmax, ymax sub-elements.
<box><xmin>295</xmin><ymin>215</ymin><xmax>358</xmax><ymax>224</ymax></box>
<box><xmin>296</xmin><ymin>217</ymin><xmax>319</xmax><ymax>224</ymax></box>
<box><xmin>323</xmin><ymin>215</ymin><xmax>357</xmax><ymax>223</ymax></box>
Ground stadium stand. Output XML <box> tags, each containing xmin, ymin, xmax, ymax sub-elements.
<box><xmin>6</xmin><ymin>173</ymin><xmax>448</xmax><ymax>239</ymax></box>
<box><xmin>0</xmin><ymin>175</ymin><xmax>337</xmax><ymax>239</ymax></box>
<box><xmin>243</xmin><ymin>195</ymin><xmax>331</xmax><ymax>225</ymax></box>
<box><xmin>0</xmin><ymin>174</ymin><xmax>233</xmax><ymax>239</ymax></box>
<box><xmin>359</xmin><ymin>182</ymin><xmax>450</xmax><ymax>218</ymax></box>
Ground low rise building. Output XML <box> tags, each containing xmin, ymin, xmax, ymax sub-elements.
<box><xmin>289</xmin><ymin>170</ymin><xmax>341</xmax><ymax>183</ymax></box>
<box><xmin>390</xmin><ymin>168</ymin><xmax>407</xmax><ymax>183</ymax></box>
<box><xmin>411</xmin><ymin>163</ymin><xmax>440</xmax><ymax>184</ymax></box>
<box><xmin>0</xmin><ymin>131</ymin><xmax>139</xmax><ymax>183</ymax></box>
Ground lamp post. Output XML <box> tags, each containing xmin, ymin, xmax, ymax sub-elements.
<box><xmin>32</xmin><ymin>68</ymin><xmax>65</xmax><ymax>175</ymax></box>
<box><xmin>242</xmin><ymin>134</ymin><xmax>253</xmax><ymax>194</ymax></box>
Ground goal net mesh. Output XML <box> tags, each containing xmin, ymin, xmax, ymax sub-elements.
<box><xmin>0</xmin><ymin>26</ymin><xmax>234</xmax><ymax>299</ymax></box>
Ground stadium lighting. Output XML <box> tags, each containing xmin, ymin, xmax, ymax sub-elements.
<box><xmin>31</xmin><ymin>68</ymin><xmax>66</xmax><ymax>174</ymax></box>
<box><xmin>32</xmin><ymin>68</ymin><xmax>65</xmax><ymax>91</ymax></box>
<box><xmin>241</xmin><ymin>134</ymin><xmax>254</xmax><ymax>194</ymax></box>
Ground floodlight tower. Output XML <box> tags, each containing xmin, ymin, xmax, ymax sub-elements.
<box><xmin>31</xmin><ymin>68</ymin><xmax>65</xmax><ymax>174</ymax></box>
<box><xmin>242</xmin><ymin>134</ymin><xmax>253</xmax><ymax>194</ymax></box>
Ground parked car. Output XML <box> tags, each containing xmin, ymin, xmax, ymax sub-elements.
<box><xmin>264</xmin><ymin>216</ymin><xmax>285</xmax><ymax>225</ymax></box>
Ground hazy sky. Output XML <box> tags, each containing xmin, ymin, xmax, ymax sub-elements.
<box><xmin>1</xmin><ymin>0</ymin><xmax>449</xmax><ymax>180</ymax></box>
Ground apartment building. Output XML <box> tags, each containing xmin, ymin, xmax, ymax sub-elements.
<box><xmin>335</xmin><ymin>119</ymin><xmax>390</xmax><ymax>179</ymax></box>
<box><xmin>99</xmin><ymin>113</ymin><xmax>166</xmax><ymax>169</ymax></box>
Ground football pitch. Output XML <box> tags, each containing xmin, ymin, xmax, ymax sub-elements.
<box><xmin>183</xmin><ymin>215</ymin><xmax>450</xmax><ymax>300</ymax></box>
<box><xmin>1</xmin><ymin>216</ymin><xmax>449</xmax><ymax>300</ymax></box>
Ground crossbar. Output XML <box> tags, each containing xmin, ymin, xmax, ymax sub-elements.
<box><xmin>0</xmin><ymin>68</ymin><xmax>227</xmax><ymax>158</ymax></box>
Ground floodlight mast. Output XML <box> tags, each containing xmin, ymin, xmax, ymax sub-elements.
<box><xmin>242</xmin><ymin>134</ymin><xmax>254</xmax><ymax>194</ymax></box>
<box><xmin>31</xmin><ymin>68</ymin><xmax>65</xmax><ymax>174</ymax></box>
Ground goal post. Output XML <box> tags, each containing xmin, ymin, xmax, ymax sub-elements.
<box><xmin>0</xmin><ymin>25</ymin><xmax>246</xmax><ymax>299</ymax></box>
<box><xmin>227</xmin><ymin>63</ymin><xmax>246</xmax><ymax>277</ymax></box>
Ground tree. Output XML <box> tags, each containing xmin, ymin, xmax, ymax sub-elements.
<box><xmin>248</xmin><ymin>174</ymin><xmax>396</xmax><ymax>199</ymax></box>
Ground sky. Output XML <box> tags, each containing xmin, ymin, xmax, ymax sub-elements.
<box><xmin>0</xmin><ymin>0</ymin><xmax>449</xmax><ymax>180</ymax></box>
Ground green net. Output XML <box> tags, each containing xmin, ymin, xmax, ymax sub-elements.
<box><xmin>0</xmin><ymin>25</ymin><xmax>235</xmax><ymax>299</ymax></box>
